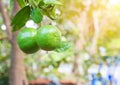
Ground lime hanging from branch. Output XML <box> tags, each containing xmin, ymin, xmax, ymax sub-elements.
<box><xmin>36</xmin><ymin>25</ymin><xmax>61</xmax><ymax>51</ymax></box>
<box><xmin>17</xmin><ymin>28</ymin><xmax>40</xmax><ymax>54</ymax></box>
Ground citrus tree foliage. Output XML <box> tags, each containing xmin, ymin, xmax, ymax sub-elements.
<box><xmin>11</xmin><ymin>0</ymin><xmax>71</xmax><ymax>53</ymax></box>
<box><xmin>11</xmin><ymin>0</ymin><xmax>62</xmax><ymax>31</ymax></box>
<box><xmin>1</xmin><ymin>0</ymin><xmax>73</xmax><ymax>82</ymax></box>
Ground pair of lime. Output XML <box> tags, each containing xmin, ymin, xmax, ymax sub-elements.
<box><xmin>17</xmin><ymin>25</ymin><xmax>61</xmax><ymax>54</ymax></box>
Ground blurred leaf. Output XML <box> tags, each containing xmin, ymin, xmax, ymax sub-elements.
<box><xmin>30</xmin><ymin>8</ymin><xmax>43</xmax><ymax>23</ymax></box>
<box><xmin>55</xmin><ymin>41</ymin><xmax>72</xmax><ymax>52</ymax></box>
<box><xmin>10</xmin><ymin>0</ymin><xmax>14</xmax><ymax>8</ymax></box>
<box><xmin>48</xmin><ymin>6</ymin><xmax>58</xmax><ymax>20</ymax></box>
<box><xmin>17</xmin><ymin>0</ymin><xmax>26</xmax><ymax>8</ymax></box>
<box><xmin>11</xmin><ymin>6</ymin><xmax>30</xmax><ymax>31</ymax></box>
<box><xmin>33</xmin><ymin>0</ymin><xmax>41</xmax><ymax>6</ymax></box>
<box><xmin>44</xmin><ymin>0</ymin><xmax>62</xmax><ymax>5</ymax></box>
<box><xmin>0</xmin><ymin>55</ymin><xmax>9</xmax><ymax>63</ymax></box>
<box><xmin>38</xmin><ymin>0</ymin><xmax>45</xmax><ymax>6</ymax></box>
<box><xmin>107</xmin><ymin>38</ymin><xmax>120</xmax><ymax>49</ymax></box>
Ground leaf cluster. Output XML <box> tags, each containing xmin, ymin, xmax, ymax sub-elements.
<box><xmin>11</xmin><ymin>0</ymin><xmax>62</xmax><ymax>31</ymax></box>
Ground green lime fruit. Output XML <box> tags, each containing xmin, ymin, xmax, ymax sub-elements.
<box><xmin>17</xmin><ymin>28</ymin><xmax>40</xmax><ymax>54</ymax></box>
<box><xmin>36</xmin><ymin>25</ymin><xmax>61</xmax><ymax>51</ymax></box>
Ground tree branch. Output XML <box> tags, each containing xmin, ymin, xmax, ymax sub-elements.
<box><xmin>89</xmin><ymin>11</ymin><xmax>99</xmax><ymax>55</ymax></box>
<box><xmin>0</xmin><ymin>0</ymin><xmax>12</xmax><ymax>42</ymax></box>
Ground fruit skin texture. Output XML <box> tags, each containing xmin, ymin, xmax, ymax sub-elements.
<box><xmin>17</xmin><ymin>28</ymin><xmax>40</xmax><ymax>54</ymax></box>
<box><xmin>36</xmin><ymin>25</ymin><xmax>61</xmax><ymax>51</ymax></box>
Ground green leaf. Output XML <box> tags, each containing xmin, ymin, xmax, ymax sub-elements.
<box><xmin>48</xmin><ymin>6</ymin><xmax>58</xmax><ymax>20</ymax></box>
<box><xmin>33</xmin><ymin>0</ymin><xmax>41</xmax><ymax>6</ymax></box>
<box><xmin>38</xmin><ymin>0</ymin><xmax>45</xmax><ymax>6</ymax></box>
<box><xmin>44</xmin><ymin>0</ymin><xmax>62</xmax><ymax>5</ymax></box>
<box><xmin>30</xmin><ymin>8</ymin><xmax>43</xmax><ymax>23</ymax></box>
<box><xmin>17</xmin><ymin>0</ymin><xmax>26</xmax><ymax>8</ymax></box>
<box><xmin>11</xmin><ymin>6</ymin><xmax>30</xmax><ymax>31</ymax></box>
<box><xmin>10</xmin><ymin>0</ymin><xmax>14</xmax><ymax>9</ymax></box>
<box><xmin>55</xmin><ymin>41</ymin><xmax>72</xmax><ymax>52</ymax></box>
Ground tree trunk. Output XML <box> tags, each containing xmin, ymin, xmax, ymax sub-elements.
<box><xmin>0</xmin><ymin>0</ymin><xmax>28</xmax><ymax>85</ymax></box>
<box><xmin>72</xmin><ymin>11</ymin><xmax>87</xmax><ymax>75</ymax></box>
<box><xmin>10</xmin><ymin>1</ymin><xmax>28</xmax><ymax>85</ymax></box>
<box><xmin>10</xmin><ymin>32</ymin><xmax>28</xmax><ymax>85</ymax></box>
<box><xmin>88</xmin><ymin>11</ymin><xmax>99</xmax><ymax>56</ymax></box>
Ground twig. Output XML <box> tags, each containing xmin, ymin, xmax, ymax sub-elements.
<box><xmin>0</xmin><ymin>0</ymin><xmax>12</xmax><ymax>42</ymax></box>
